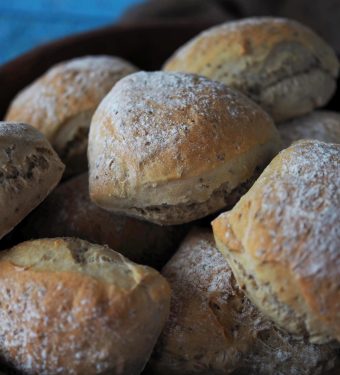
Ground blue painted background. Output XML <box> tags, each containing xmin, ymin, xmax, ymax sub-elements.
<box><xmin>0</xmin><ymin>0</ymin><xmax>144</xmax><ymax>64</ymax></box>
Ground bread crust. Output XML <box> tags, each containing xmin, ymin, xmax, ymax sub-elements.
<box><xmin>148</xmin><ymin>229</ymin><xmax>337</xmax><ymax>374</ymax></box>
<box><xmin>0</xmin><ymin>237</ymin><xmax>170</xmax><ymax>374</ymax></box>
<box><xmin>0</xmin><ymin>122</ymin><xmax>64</xmax><ymax>240</ymax></box>
<box><xmin>163</xmin><ymin>17</ymin><xmax>339</xmax><ymax>122</ymax></box>
<box><xmin>5</xmin><ymin>56</ymin><xmax>138</xmax><ymax>175</ymax></box>
<box><xmin>89</xmin><ymin>71</ymin><xmax>281</xmax><ymax>225</ymax></box>
<box><xmin>278</xmin><ymin>110</ymin><xmax>340</xmax><ymax>148</ymax></box>
<box><xmin>212</xmin><ymin>140</ymin><xmax>340</xmax><ymax>344</ymax></box>
<box><xmin>20</xmin><ymin>173</ymin><xmax>188</xmax><ymax>269</ymax></box>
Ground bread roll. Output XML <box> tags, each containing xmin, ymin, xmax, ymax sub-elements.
<box><xmin>278</xmin><ymin>110</ymin><xmax>340</xmax><ymax>148</ymax></box>
<box><xmin>212</xmin><ymin>140</ymin><xmax>340</xmax><ymax>344</ymax></box>
<box><xmin>20</xmin><ymin>173</ymin><xmax>188</xmax><ymax>269</ymax></box>
<box><xmin>88</xmin><ymin>71</ymin><xmax>281</xmax><ymax>225</ymax></box>
<box><xmin>0</xmin><ymin>237</ymin><xmax>170</xmax><ymax>374</ymax></box>
<box><xmin>5</xmin><ymin>56</ymin><xmax>138</xmax><ymax>176</ymax></box>
<box><xmin>0</xmin><ymin>122</ymin><xmax>64</xmax><ymax>240</ymax></box>
<box><xmin>163</xmin><ymin>17</ymin><xmax>339</xmax><ymax>122</ymax></box>
<box><xmin>148</xmin><ymin>229</ymin><xmax>337</xmax><ymax>374</ymax></box>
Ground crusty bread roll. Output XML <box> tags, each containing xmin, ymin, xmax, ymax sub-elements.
<box><xmin>278</xmin><ymin>110</ymin><xmax>340</xmax><ymax>148</ymax></box>
<box><xmin>5</xmin><ymin>56</ymin><xmax>138</xmax><ymax>176</ymax></box>
<box><xmin>0</xmin><ymin>122</ymin><xmax>64</xmax><ymax>240</ymax></box>
<box><xmin>88</xmin><ymin>71</ymin><xmax>281</xmax><ymax>225</ymax></box>
<box><xmin>148</xmin><ymin>229</ymin><xmax>337</xmax><ymax>374</ymax></box>
<box><xmin>212</xmin><ymin>140</ymin><xmax>340</xmax><ymax>344</ymax></box>
<box><xmin>20</xmin><ymin>173</ymin><xmax>188</xmax><ymax>269</ymax></box>
<box><xmin>163</xmin><ymin>17</ymin><xmax>339</xmax><ymax>122</ymax></box>
<box><xmin>0</xmin><ymin>237</ymin><xmax>170</xmax><ymax>375</ymax></box>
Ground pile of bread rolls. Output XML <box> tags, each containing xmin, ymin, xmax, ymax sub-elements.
<box><xmin>0</xmin><ymin>17</ymin><xmax>339</xmax><ymax>375</ymax></box>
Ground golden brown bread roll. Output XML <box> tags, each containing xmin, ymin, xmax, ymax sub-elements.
<box><xmin>163</xmin><ymin>17</ymin><xmax>339</xmax><ymax>122</ymax></box>
<box><xmin>0</xmin><ymin>122</ymin><xmax>64</xmax><ymax>240</ymax></box>
<box><xmin>278</xmin><ymin>110</ymin><xmax>340</xmax><ymax>148</ymax></box>
<box><xmin>212</xmin><ymin>140</ymin><xmax>340</xmax><ymax>344</ymax></box>
<box><xmin>20</xmin><ymin>173</ymin><xmax>188</xmax><ymax>269</ymax></box>
<box><xmin>5</xmin><ymin>56</ymin><xmax>138</xmax><ymax>176</ymax></box>
<box><xmin>0</xmin><ymin>237</ymin><xmax>170</xmax><ymax>374</ymax></box>
<box><xmin>88</xmin><ymin>71</ymin><xmax>281</xmax><ymax>225</ymax></box>
<box><xmin>148</xmin><ymin>229</ymin><xmax>337</xmax><ymax>374</ymax></box>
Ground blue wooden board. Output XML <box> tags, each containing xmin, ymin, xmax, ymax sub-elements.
<box><xmin>0</xmin><ymin>0</ymin><xmax>144</xmax><ymax>64</ymax></box>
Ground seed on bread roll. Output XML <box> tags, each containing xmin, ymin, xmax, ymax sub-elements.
<box><xmin>278</xmin><ymin>110</ymin><xmax>340</xmax><ymax>148</ymax></box>
<box><xmin>148</xmin><ymin>229</ymin><xmax>337</xmax><ymax>374</ymax></box>
<box><xmin>88</xmin><ymin>71</ymin><xmax>281</xmax><ymax>225</ymax></box>
<box><xmin>0</xmin><ymin>122</ymin><xmax>64</xmax><ymax>240</ymax></box>
<box><xmin>20</xmin><ymin>173</ymin><xmax>188</xmax><ymax>269</ymax></box>
<box><xmin>5</xmin><ymin>56</ymin><xmax>138</xmax><ymax>176</ymax></box>
<box><xmin>163</xmin><ymin>17</ymin><xmax>339</xmax><ymax>122</ymax></box>
<box><xmin>212</xmin><ymin>140</ymin><xmax>340</xmax><ymax>344</ymax></box>
<box><xmin>0</xmin><ymin>237</ymin><xmax>170</xmax><ymax>375</ymax></box>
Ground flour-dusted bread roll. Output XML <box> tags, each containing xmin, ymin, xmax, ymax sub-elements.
<box><xmin>164</xmin><ymin>17</ymin><xmax>339</xmax><ymax>122</ymax></box>
<box><xmin>21</xmin><ymin>173</ymin><xmax>188</xmax><ymax>269</ymax></box>
<box><xmin>278</xmin><ymin>110</ymin><xmax>340</xmax><ymax>148</ymax></box>
<box><xmin>5</xmin><ymin>56</ymin><xmax>138</xmax><ymax>176</ymax></box>
<box><xmin>0</xmin><ymin>122</ymin><xmax>64</xmax><ymax>240</ymax></box>
<box><xmin>212</xmin><ymin>140</ymin><xmax>340</xmax><ymax>344</ymax></box>
<box><xmin>0</xmin><ymin>237</ymin><xmax>170</xmax><ymax>375</ymax></box>
<box><xmin>148</xmin><ymin>229</ymin><xmax>337</xmax><ymax>374</ymax></box>
<box><xmin>88</xmin><ymin>71</ymin><xmax>281</xmax><ymax>225</ymax></box>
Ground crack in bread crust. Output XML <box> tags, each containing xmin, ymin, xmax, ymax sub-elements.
<box><xmin>126</xmin><ymin>175</ymin><xmax>258</xmax><ymax>225</ymax></box>
<box><xmin>0</xmin><ymin>148</ymin><xmax>51</xmax><ymax>188</ymax></box>
<box><xmin>228</xmin><ymin>255</ymin><xmax>310</xmax><ymax>338</ymax></box>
